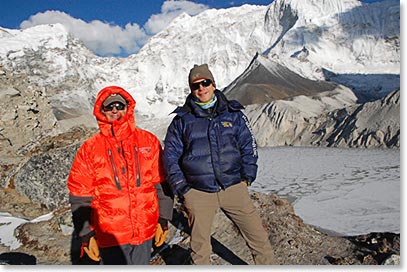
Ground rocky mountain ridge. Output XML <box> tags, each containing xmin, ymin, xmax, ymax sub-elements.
<box><xmin>245</xmin><ymin>89</ymin><xmax>399</xmax><ymax>148</ymax></box>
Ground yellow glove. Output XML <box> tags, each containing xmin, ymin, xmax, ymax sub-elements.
<box><xmin>154</xmin><ymin>218</ymin><xmax>169</xmax><ymax>247</ymax></box>
<box><xmin>82</xmin><ymin>236</ymin><xmax>101</xmax><ymax>262</ymax></box>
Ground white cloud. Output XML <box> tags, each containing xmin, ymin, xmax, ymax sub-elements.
<box><xmin>19</xmin><ymin>1</ymin><xmax>208</xmax><ymax>56</ymax></box>
<box><xmin>144</xmin><ymin>0</ymin><xmax>208</xmax><ymax>35</ymax></box>
<box><xmin>20</xmin><ymin>10</ymin><xmax>147</xmax><ymax>56</ymax></box>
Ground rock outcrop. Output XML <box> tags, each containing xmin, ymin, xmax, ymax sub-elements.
<box><xmin>0</xmin><ymin>69</ymin><xmax>97</xmax><ymax>188</ymax></box>
<box><xmin>11</xmin><ymin>127</ymin><xmax>97</xmax><ymax>210</ymax></box>
<box><xmin>245</xmin><ymin>89</ymin><xmax>400</xmax><ymax>148</ymax></box>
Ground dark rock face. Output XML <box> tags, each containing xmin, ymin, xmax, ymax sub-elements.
<box><xmin>13</xmin><ymin>147</ymin><xmax>78</xmax><ymax>210</ymax></box>
<box><xmin>0</xmin><ymin>252</ymin><xmax>37</xmax><ymax>265</ymax></box>
<box><xmin>343</xmin><ymin>232</ymin><xmax>400</xmax><ymax>265</ymax></box>
<box><xmin>7</xmin><ymin>126</ymin><xmax>97</xmax><ymax>210</ymax></box>
<box><xmin>223</xmin><ymin>54</ymin><xmax>338</xmax><ymax>105</ymax></box>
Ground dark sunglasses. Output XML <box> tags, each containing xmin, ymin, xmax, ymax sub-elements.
<box><xmin>191</xmin><ymin>79</ymin><xmax>212</xmax><ymax>90</ymax></box>
<box><xmin>103</xmin><ymin>102</ymin><xmax>126</xmax><ymax>112</ymax></box>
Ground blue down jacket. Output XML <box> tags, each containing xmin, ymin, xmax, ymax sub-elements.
<box><xmin>163</xmin><ymin>90</ymin><xmax>258</xmax><ymax>197</ymax></box>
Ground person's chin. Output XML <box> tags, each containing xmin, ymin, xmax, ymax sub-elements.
<box><xmin>199</xmin><ymin>95</ymin><xmax>210</xmax><ymax>102</ymax></box>
<box><xmin>107</xmin><ymin>114</ymin><xmax>122</xmax><ymax>121</ymax></box>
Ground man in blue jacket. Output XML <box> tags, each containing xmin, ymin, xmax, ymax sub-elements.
<box><xmin>163</xmin><ymin>64</ymin><xmax>275</xmax><ymax>265</ymax></box>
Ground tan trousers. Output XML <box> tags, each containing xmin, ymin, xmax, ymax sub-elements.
<box><xmin>183</xmin><ymin>182</ymin><xmax>275</xmax><ymax>265</ymax></box>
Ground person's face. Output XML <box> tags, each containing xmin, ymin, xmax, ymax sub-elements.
<box><xmin>102</xmin><ymin>101</ymin><xmax>127</xmax><ymax>121</ymax></box>
<box><xmin>191</xmin><ymin>78</ymin><xmax>215</xmax><ymax>103</ymax></box>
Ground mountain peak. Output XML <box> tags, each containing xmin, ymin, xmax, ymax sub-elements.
<box><xmin>0</xmin><ymin>23</ymin><xmax>70</xmax><ymax>57</ymax></box>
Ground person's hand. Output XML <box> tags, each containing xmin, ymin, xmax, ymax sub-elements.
<box><xmin>80</xmin><ymin>236</ymin><xmax>101</xmax><ymax>261</ymax></box>
<box><xmin>155</xmin><ymin>218</ymin><xmax>169</xmax><ymax>247</ymax></box>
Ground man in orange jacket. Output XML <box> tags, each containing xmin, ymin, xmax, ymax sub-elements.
<box><xmin>68</xmin><ymin>86</ymin><xmax>173</xmax><ymax>265</ymax></box>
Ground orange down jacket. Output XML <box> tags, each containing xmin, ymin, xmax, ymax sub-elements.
<box><xmin>68</xmin><ymin>86</ymin><xmax>165</xmax><ymax>248</ymax></box>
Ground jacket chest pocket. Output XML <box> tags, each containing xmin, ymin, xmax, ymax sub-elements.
<box><xmin>134</xmin><ymin>146</ymin><xmax>155</xmax><ymax>187</ymax></box>
<box><xmin>138</xmin><ymin>146</ymin><xmax>154</xmax><ymax>160</ymax></box>
<box><xmin>214</xmin><ymin>120</ymin><xmax>236</xmax><ymax>148</ymax></box>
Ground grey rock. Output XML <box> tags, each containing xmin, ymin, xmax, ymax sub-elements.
<box><xmin>11</xmin><ymin>126</ymin><xmax>97</xmax><ymax>210</ymax></box>
<box><xmin>383</xmin><ymin>254</ymin><xmax>400</xmax><ymax>265</ymax></box>
<box><xmin>13</xmin><ymin>144</ymin><xmax>79</xmax><ymax>210</ymax></box>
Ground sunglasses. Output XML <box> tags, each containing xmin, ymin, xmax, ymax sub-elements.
<box><xmin>191</xmin><ymin>79</ymin><xmax>213</xmax><ymax>90</ymax></box>
<box><xmin>103</xmin><ymin>102</ymin><xmax>126</xmax><ymax>112</ymax></box>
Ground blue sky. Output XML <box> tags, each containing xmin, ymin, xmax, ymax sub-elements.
<box><xmin>0</xmin><ymin>0</ymin><xmax>386</xmax><ymax>57</ymax></box>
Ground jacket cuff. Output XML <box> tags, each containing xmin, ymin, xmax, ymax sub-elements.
<box><xmin>177</xmin><ymin>184</ymin><xmax>192</xmax><ymax>197</ymax></box>
<box><xmin>81</xmin><ymin>230</ymin><xmax>96</xmax><ymax>243</ymax></box>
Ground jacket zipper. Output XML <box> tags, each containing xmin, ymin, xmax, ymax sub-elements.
<box><xmin>207</xmin><ymin>118</ymin><xmax>221</xmax><ymax>189</ymax></box>
<box><xmin>214</xmin><ymin>121</ymin><xmax>224</xmax><ymax>189</ymax></box>
<box><xmin>133</xmin><ymin>146</ymin><xmax>141</xmax><ymax>187</ymax></box>
<box><xmin>108</xmin><ymin>149</ymin><xmax>122</xmax><ymax>190</ymax></box>
<box><xmin>119</xmin><ymin>143</ymin><xmax>135</xmax><ymax>239</ymax></box>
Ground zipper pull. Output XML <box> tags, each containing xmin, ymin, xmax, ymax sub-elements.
<box><xmin>108</xmin><ymin>149</ymin><xmax>122</xmax><ymax>190</ymax></box>
<box><xmin>134</xmin><ymin>146</ymin><xmax>141</xmax><ymax>187</ymax></box>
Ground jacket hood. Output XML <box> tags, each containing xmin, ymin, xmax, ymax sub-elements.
<box><xmin>94</xmin><ymin>86</ymin><xmax>136</xmax><ymax>139</ymax></box>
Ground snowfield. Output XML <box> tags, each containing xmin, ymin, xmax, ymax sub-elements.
<box><xmin>254</xmin><ymin>147</ymin><xmax>400</xmax><ymax>236</ymax></box>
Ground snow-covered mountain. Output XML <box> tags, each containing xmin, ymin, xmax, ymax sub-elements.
<box><xmin>265</xmin><ymin>0</ymin><xmax>400</xmax><ymax>74</ymax></box>
<box><xmin>265</xmin><ymin>0</ymin><xmax>400</xmax><ymax>101</ymax></box>
<box><xmin>0</xmin><ymin>0</ymin><xmax>399</xmax><ymax>118</ymax></box>
<box><xmin>0</xmin><ymin>0</ymin><xmax>400</xmax><ymax>152</ymax></box>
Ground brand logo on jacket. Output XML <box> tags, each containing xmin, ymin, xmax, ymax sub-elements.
<box><xmin>139</xmin><ymin>147</ymin><xmax>151</xmax><ymax>154</ymax></box>
<box><xmin>221</xmin><ymin>121</ymin><xmax>233</xmax><ymax>128</ymax></box>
